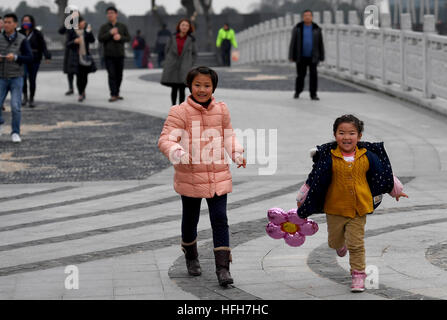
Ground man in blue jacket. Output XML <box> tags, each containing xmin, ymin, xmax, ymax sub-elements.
<box><xmin>289</xmin><ymin>10</ymin><xmax>325</xmax><ymax>101</ymax></box>
<box><xmin>0</xmin><ymin>13</ymin><xmax>33</xmax><ymax>143</ymax></box>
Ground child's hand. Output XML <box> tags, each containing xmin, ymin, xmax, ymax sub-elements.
<box><xmin>395</xmin><ymin>192</ymin><xmax>409</xmax><ymax>201</ymax></box>
<box><xmin>237</xmin><ymin>157</ymin><xmax>247</xmax><ymax>169</ymax></box>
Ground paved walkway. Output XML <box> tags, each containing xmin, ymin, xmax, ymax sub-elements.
<box><xmin>0</xmin><ymin>66</ymin><xmax>446</xmax><ymax>300</ymax></box>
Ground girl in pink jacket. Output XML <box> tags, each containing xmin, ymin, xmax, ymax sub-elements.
<box><xmin>158</xmin><ymin>66</ymin><xmax>246</xmax><ymax>287</ymax></box>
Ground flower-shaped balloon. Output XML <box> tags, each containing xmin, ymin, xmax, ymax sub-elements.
<box><xmin>266</xmin><ymin>208</ymin><xmax>318</xmax><ymax>247</ymax></box>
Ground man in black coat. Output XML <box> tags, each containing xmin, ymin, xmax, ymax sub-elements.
<box><xmin>98</xmin><ymin>6</ymin><xmax>130</xmax><ymax>102</ymax></box>
<box><xmin>288</xmin><ymin>10</ymin><xmax>325</xmax><ymax>101</ymax></box>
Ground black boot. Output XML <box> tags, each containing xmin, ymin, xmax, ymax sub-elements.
<box><xmin>22</xmin><ymin>93</ymin><xmax>28</xmax><ymax>106</ymax></box>
<box><xmin>214</xmin><ymin>247</ymin><xmax>234</xmax><ymax>287</ymax></box>
<box><xmin>29</xmin><ymin>96</ymin><xmax>35</xmax><ymax>108</ymax></box>
<box><xmin>181</xmin><ymin>240</ymin><xmax>202</xmax><ymax>276</ymax></box>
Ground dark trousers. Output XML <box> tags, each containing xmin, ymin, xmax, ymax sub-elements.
<box><xmin>171</xmin><ymin>84</ymin><xmax>186</xmax><ymax>106</ymax></box>
<box><xmin>67</xmin><ymin>73</ymin><xmax>75</xmax><ymax>91</ymax></box>
<box><xmin>295</xmin><ymin>57</ymin><xmax>318</xmax><ymax>98</ymax></box>
<box><xmin>76</xmin><ymin>66</ymin><xmax>90</xmax><ymax>95</ymax></box>
<box><xmin>181</xmin><ymin>194</ymin><xmax>229</xmax><ymax>248</ymax></box>
<box><xmin>221</xmin><ymin>39</ymin><xmax>231</xmax><ymax>67</ymax></box>
<box><xmin>23</xmin><ymin>62</ymin><xmax>40</xmax><ymax>100</ymax></box>
<box><xmin>157</xmin><ymin>49</ymin><xmax>165</xmax><ymax>68</ymax></box>
<box><xmin>104</xmin><ymin>56</ymin><xmax>124</xmax><ymax>97</ymax></box>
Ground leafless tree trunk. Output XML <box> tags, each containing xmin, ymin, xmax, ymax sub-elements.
<box><xmin>181</xmin><ymin>0</ymin><xmax>197</xmax><ymax>20</ymax></box>
<box><xmin>55</xmin><ymin>0</ymin><xmax>68</xmax><ymax>25</ymax></box>
<box><xmin>198</xmin><ymin>0</ymin><xmax>213</xmax><ymax>51</ymax></box>
<box><xmin>151</xmin><ymin>0</ymin><xmax>165</xmax><ymax>27</ymax></box>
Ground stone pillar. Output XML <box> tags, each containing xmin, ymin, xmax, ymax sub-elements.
<box><xmin>348</xmin><ymin>11</ymin><xmax>359</xmax><ymax>25</ymax></box>
<box><xmin>423</xmin><ymin>15</ymin><xmax>436</xmax><ymax>98</ymax></box>
<box><xmin>271</xmin><ymin>19</ymin><xmax>279</xmax><ymax>63</ymax></box>
<box><xmin>278</xmin><ymin>17</ymin><xmax>285</xmax><ymax>63</ymax></box>
<box><xmin>293</xmin><ymin>14</ymin><xmax>301</xmax><ymax>25</ymax></box>
<box><xmin>381</xmin><ymin>13</ymin><xmax>392</xmax><ymax>28</ymax></box>
<box><xmin>313</xmin><ymin>11</ymin><xmax>321</xmax><ymax>24</ymax></box>
<box><xmin>335</xmin><ymin>10</ymin><xmax>344</xmax><ymax>25</ymax></box>
<box><xmin>400</xmin><ymin>13</ymin><xmax>412</xmax><ymax>31</ymax></box>
<box><xmin>400</xmin><ymin>13</ymin><xmax>412</xmax><ymax>91</ymax></box>
<box><xmin>259</xmin><ymin>22</ymin><xmax>266</xmax><ymax>63</ymax></box>
<box><xmin>323</xmin><ymin>11</ymin><xmax>332</xmax><ymax>25</ymax></box>
<box><xmin>423</xmin><ymin>15</ymin><xmax>436</xmax><ymax>33</ymax></box>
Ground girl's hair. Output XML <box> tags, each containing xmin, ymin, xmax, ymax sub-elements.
<box><xmin>176</xmin><ymin>18</ymin><xmax>194</xmax><ymax>35</ymax></box>
<box><xmin>22</xmin><ymin>14</ymin><xmax>35</xmax><ymax>29</ymax></box>
<box><xmin>333</xmin><ymin>114</ymin><xmax>364</xmax><ymax>135</ymax></box>
<box><xmin>186</xmin><ymin>66</ymin><xmax>219</xmax><ymax>93</ymax></box>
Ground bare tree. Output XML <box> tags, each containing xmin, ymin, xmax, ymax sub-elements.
<box><xmin>55</xmin><ymin>0</ymin><xmax>68</xmax><ymax>25</ymax></box>
<box><xmin>198</xmin><ymin>0</ymin><xmax>213</xmax><ymax>51</ymax></box>
<box><xmin>151</xmin><ymin>0</ymin><xmax>165</xmax><ymax>27</ymax></box>
<box><xmin>181</xmin><ymin>0</ymin><xmax>197</xmax><ymax>20</ymax></box>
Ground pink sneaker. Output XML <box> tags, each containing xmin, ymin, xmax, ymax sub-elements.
<box><xmin>351</xmin><ymin>270</ymin><xmax>366</xmax><ymax>292</ymax></box>
<box><xmin>336</xmin><ymin>245</ymin><xmax>347</xmax><ymax>257</ymax></box>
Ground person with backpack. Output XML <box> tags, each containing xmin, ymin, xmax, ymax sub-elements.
<box><xmin>132</xmin><ymin>29</ymin><xmax>145</xmax><ymax>68</ymax></box>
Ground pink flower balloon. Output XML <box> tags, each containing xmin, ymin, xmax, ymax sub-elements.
<box><xmin>284</xmin><ymin>232</ymin><xmax>306</xmax><ymax>247</ymax></box>
<box><xmin>286</xmin><ymin>209</ymin><xmax>306</xmax><ymax>226</ymax></box>
<box><xmin>265</xmin><ymin>207</ymin><xmax>319</xmax><ymax>247</ymax></box>
<box><xmin>267</xmin><ymin>208</ymin><xmax>288</xmax><ymax>225</ymax></box>
<box><xmin>266</xmin><ymin>222</ymin><xmax>285</xmax><ymax>239</ymax></box>
<box><xmin>299</xmin><ymin>219</ymin><xmax>319</xmax><ymax>236</ymax></box>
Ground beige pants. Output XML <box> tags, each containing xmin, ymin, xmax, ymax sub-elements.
<box><xmin>326</xmin><ymin>213</ymin><xmax>367</xmax><ymax>272</ymax></box>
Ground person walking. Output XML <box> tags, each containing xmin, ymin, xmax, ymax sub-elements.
<box><xmin>160</xmin><ymin>19</ymin><xmax>197</xmax><ymax>106</ymax></box>
<box><xmin>0</xmin><ymin>16</ymin><xmax>5</xmax><ymax>112</ymax></box>
<box><xmin>0</xmin><ymin>13</ymin><xmax>33</xmax><ymax>143</ymax></box>
<box><xmin>98</xmin><ymin>6</ymin><xmax>130</xmax><ymax>103</ymax></box>
<box><xmin>216</xmin><ymin>23</ymin><xmax>238</xmax><ymax>67</ymax></box>
<box><xmin>158</xmin><ymin>66</ymin><xmax>246</xmax><ymax>287</ymax></box>
<box><xmin>155</xmin><ymin>24</ymin><xmax>171</xmax><ymax>68</ymax></box>
<box><xmin>66</xmin><ymin>17</ymin><xmax>97</xmax><ymax>103</ymax></box>
<box><xmin>19</xmin><ymin>15</ymin><xmax>51</xmax><ymax>108</ymax></box>
<box><xmin>58</xmin><ymin>10</ymin><xmax>79</xmax><ymax>96</ymax></box>
<box><xmin>289</xmin><ymin>9</ymin><xmax>325</xmax><ymax>101</ymax></box>
<box><xmin>131</xmin><ymin>30</ymin><xmax>145</xmax><ymax>68</ymax></box>
<box><xmin>296</xmin><ymin>115</ymin><xmax>408</xmax><ymax>292</ymax></box>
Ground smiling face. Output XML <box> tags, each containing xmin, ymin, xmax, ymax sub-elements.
<box><xmin>191</xmin><ymin>74</ymin><xmax>213</xmax><ymax>103</ymax></box>
<box><xmin>179</xmin><ymin>21</ymin><xmax>190</xmax><ymax>35</ymax></box>
<box><xmin>334</xmin><ymin>122</ymin><xmax>362</xmax><ymax>154</ymax></box>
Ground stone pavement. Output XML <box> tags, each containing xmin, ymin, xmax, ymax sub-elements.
<box><xmin>0</xmin><ymin>66</ymin><xmax>446</xmax><ymax>300</ymax></box>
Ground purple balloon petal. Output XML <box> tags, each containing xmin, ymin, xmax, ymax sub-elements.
<box><xmin>300</xmin><ymin>220</ymin><xmax>319</xmax><ymax>236</ymax></box>
<box><xmin>266</xmin><ymin>222</ymin><xmax>286</xmax><ymax>240</ymax></box>
<box><xmin>267</xmin><ymin>208</ymin><xmax>287</xmax><ymax>225</ymax></box>
<box><xmin>284</xmin><ymin>232</ymin><xmax>306</xmax><ymax>247</ymax></box>
<box><xmin>286</xmin><ymin>209</ymin><xmax>307</xmax><ymax>226</ymax></box>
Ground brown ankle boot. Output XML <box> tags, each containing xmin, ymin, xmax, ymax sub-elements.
<box><xmin>181</xmin><ymin>240</ymin><xmax>201</xmax><ymax>276</ymax></box>
<box><xmin>214</xmin><ymin>247</ymin><xmax>234</xmax><ymax>287</ymax></box>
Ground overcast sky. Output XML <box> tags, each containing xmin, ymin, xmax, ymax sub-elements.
<box><xmin>0</xmin><ymin>0</ymin><xmax>261</xmax><ymax>15</ymax></box>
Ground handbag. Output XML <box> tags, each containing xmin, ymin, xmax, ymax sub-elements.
<box><xmin>79</xmin><ymin>54</ymin><xmax>93</xmax><ymax>67</ymax></box>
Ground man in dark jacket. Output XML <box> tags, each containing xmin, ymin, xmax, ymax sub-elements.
<box><xmin>288</xmin><ymin>10</ymin><xmax>325</xmax><ymax>101</ymax></box>
<box><xmin>0</xmin><ymin>13</ymin><xmax>33</xmax><ymax>143</ymax></box>
<box><xmin>98</xmin><ymin>6</ymin><xmax>130</xmax><ymax>102</ymax></box>
<box><xmin>155</xmin><ymin>24</ymin><xmax>171</xmax><ymax>68</ymax></box>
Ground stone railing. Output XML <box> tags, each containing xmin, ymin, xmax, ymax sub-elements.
<box><xmin>236</xmin><ymin>11</ymin><xmax>447</xmax><ymax>114</ymax></box>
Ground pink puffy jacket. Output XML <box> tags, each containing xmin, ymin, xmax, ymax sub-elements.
<box><xmin>158</xmin><ymin>96</ymin><xmax>244</xmax><ymax>198</ymax></box>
